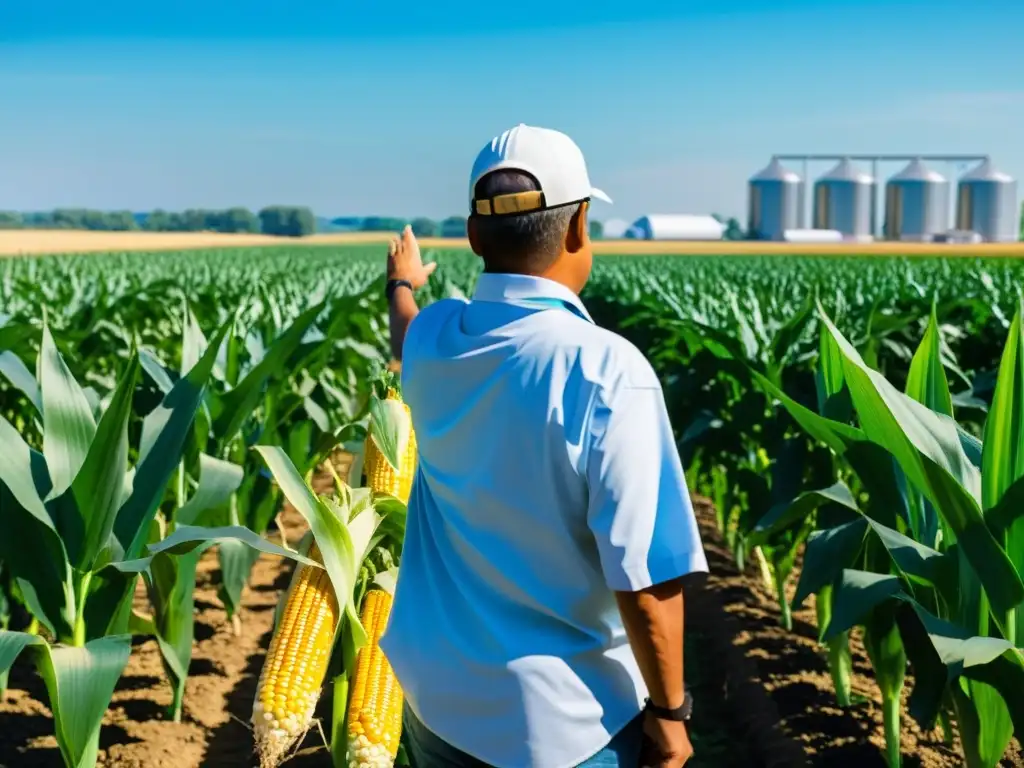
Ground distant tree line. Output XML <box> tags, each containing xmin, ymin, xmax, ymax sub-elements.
<box><xmin>351</xmin><ymin>216</ymin><xmax>469</xmax><ymax>238</ymax></box>
<box><xmin>0</xmin><ymin>206</ymin><xmax>319</xmax><ymax>237</ymax></box>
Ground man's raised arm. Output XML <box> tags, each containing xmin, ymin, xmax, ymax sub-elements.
<box><xmin>385</xmin><ymin>226</ymin><xmax>436</xmax><ymax>361</ymax></box>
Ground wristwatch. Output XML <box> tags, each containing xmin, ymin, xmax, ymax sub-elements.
<box><xmin>643</xmin><ymin>691</ymin><xmax>693</xmax><ymax>722</ymax></box>
<box><xmin>385</xmin><ymin>279</ymin><xmax>413</xmax><ymax>301</ymax></box>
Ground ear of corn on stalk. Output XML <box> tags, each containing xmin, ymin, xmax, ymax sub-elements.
<box><xmin>252</xmin><ymin>542</ymin><xmax>340</xmax><ymax>768</ymax></box>
<box><xmin>345</xmin><ymin>385</ymin><xmax>413</xmax><ymax>768</ymax></box>
<box><xmin>347</xmin><ymin>588</ymin><xmax>403</xmax><ymax>768</ymax></box>
<box><xmin>363</xmin><ymin>387</ymin><xmax>416</xmax><ymax>504</ymax></box>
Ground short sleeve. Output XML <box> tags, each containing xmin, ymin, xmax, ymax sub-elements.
<box><xmin>585</xmin><ymin>383</ymin><xmax>709</xmax><ymax>592</ymax></box>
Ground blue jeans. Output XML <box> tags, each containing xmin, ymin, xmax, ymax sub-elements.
<box><xmin>403</xmin><ymin>703</ymin><xmax>645</xmax><ymax>767</ymax></box>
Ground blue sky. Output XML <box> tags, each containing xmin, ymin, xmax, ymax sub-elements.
<box><xmin>1</xmin><ymin>0</ymin><xmax>1022</xmax><ymax>223</ymax></box>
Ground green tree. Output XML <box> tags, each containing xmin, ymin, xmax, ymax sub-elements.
<box><xmin>258</xmin><ymin>206</ymin><xmax>316</xmax><ymax>237</ymax></box>
<box><xmin>440</xmin><ymin>216</ymin><xmax>467</xmax><ymax>237</ymax></box>
<box><xmin>362</xmin><ymin>217</ymin><xmax>408</xmax><ymax>232</ymax></box>
<box><xmin>0</xmin><ymin>211</ymin><xmax>23</xmax><ymax>229</ymax></box>
<box><xmin>589</xmin><ymin>220</ymin><xmax>604</xmax><ymax>240</ymax></box>
<box><xmin>724</xmin><ymin>217</ymin><xmax>744</xmax><ymax>240</ymax></box>
<box><xmin>222</xmin><ymin>207</ymin><xmax>260</xmax><ymax>233</ymax></box>
<box><xmin>105</xmin><ymin>210</ymin><xmax>139</xmax><ymax>231</ymax></box>
<box><xmin>411</xmin><ymin>217</ymin><xmax>438</xmax><ymax>237</ymax></box>
<box><xmin>143</xmin><ymin>210</ymin><xmax>172</xmax><ymax>231</ymax></box>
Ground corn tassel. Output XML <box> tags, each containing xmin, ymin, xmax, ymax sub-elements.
<box><xmin>347</xmin><ymin>588</ymin><xmax>403</xmax><ymax>768</ymax></box>
<box><xmin>364</xmin><ymin>388</ymin><xmax>417</xmax><ymax>503</ymax></box>
<box><xmin>252</xmin><ymin>543</ymin><xmax>340</xmax><ymax>768</ymax></box>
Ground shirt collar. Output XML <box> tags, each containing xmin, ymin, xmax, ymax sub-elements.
<box><xmin>472</xmin><ymin>273</ymin><xmax>593</xmax><ymax>323</ymax></box>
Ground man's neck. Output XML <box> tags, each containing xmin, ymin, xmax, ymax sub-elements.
<box><xmin>480</xmin><ymin>266</ymin><xmax>579</xmax><ymax>295</ymax></box>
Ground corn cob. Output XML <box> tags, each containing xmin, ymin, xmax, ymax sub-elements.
<box><xmin>364</xmin><ymin>387</ymin><xmax>417</xmax><ymax>503</ymax></box>
<box><xmin>347</xmin><ymin>588</ymin><xmax>403</xmax><ymax>768</ymax></box>
<box><xmin>252</xmin><ymin>543</ymin><xmax>339</xmax><ymax>768</ymax></box>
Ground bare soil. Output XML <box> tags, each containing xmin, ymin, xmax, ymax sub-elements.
<box><xmin>4</xmin><ymin>229</ymin><xmax>1024</xmax><ymax>257</ymax></box>
<box><xmin>2</xmin><ymin>493</ymin><xmax>1022</xmax><ymax>767</ymax></box>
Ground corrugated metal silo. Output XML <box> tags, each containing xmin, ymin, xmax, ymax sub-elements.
<box><xmin>883</xmin><ymin>158</ymin><xmax>950</xmax><ymax>241</ymax></box>
<box><xmin>748</xmin><ymin>158</ymin><xmax>802</xmax><ymax>241</ymax></box>
<box><xmin>955</xmin><ymin>159</ymin><xmax>1018</xmax><ymax>242</ymax></box>
<box><xmin>812</xmin><ymin>158</ymin><xmax>874</xmax><ymax>239</ymax></box>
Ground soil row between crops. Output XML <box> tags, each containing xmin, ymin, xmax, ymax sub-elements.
<box><xmin>686</xmin><ymin>500</ymin><xmax>810</xmax><ymax>768</ymax></box>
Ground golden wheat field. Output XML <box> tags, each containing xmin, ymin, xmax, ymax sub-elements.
<box><xmin>2</xmin><ymin>229</ymin><xmax>1024</xmax><ymax>256</ymax></box>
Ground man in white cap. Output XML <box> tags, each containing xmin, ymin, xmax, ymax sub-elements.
<box><xmin>379</xmin><ymin>124</ymin><xmax>707</xmax><ymax>767</ymax></box>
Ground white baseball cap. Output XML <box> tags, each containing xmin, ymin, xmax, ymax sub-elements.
<box><xmin>469</xmin><ymin>124</ymin><xmax>612</xmax><ymax>216</ymax></box>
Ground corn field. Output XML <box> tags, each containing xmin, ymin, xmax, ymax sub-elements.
<box><xmin>1</xmin><ymin>245</ymin><xmax>1024</xmax><ymax>767</ymax></box>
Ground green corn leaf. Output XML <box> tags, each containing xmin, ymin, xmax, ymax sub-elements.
<box><xmin>792</xmin><ymin>517</ymin><xmax>870</xmax><ymax>609</ymax></box>
<box><xmin>181</xmin><ymin>300</ymin><xmax>208</xmax><ymax>377</ymax></box>
<box><xmin>40</xmin><ymin>324</ymin><xmax>97</xmax><ymax>499</ymax></box>
<box><xmin>0</xmin><ymin>413</ymin><xmax>54</xmax><ymax>527</ymax></box>
<box><xmin>816</xmin><ymin>323</ymin><xmax>854</xmax><ymax>421</ymax></box>
<box><xmin>749</xmin><ymin>481</ymin><xmax>859</xmax><ymax>545</ymax></box>
<box><xmin>863</xmin><ymin>518</ymin><xmax>949</xmax><ymax>590</ymax></box>
<box><xmin>368</xmin><ymin>395</ymin><xmax>411</xmax><ymax>473</ymax></box>
<box><xmin>0</xmin><ymin>442</ymin><xmax>72</xmax><ymax>639</ymax></box>
<box><xmin>905</xmin><ymin>302</ymin><xmax>954</xmax><ymax>418</ymax></box>
<box><xmin>146</xmin><ymin>548</ymin><xmax>207</xmax><ymax>721</ymax></box>
<box><xmin>980</xmin><ymin>295</ymin><xmax>1024</xmax><ymax>643</ymax></box>
<box><xmin>750</xmin><ymin>369</ymin><xmax>865</xmax><ymax>455</ymax></box>
<box><xmin>147</xmin><ymin>524</ymin><xmax>321</xmax><ymax>567</ymax></box>
<box><xmin>176</xmin><ymin>453</ymin><xmax>243</xmax><ymax>527</ymax></box>
<box><xmin>0</xmin><ymin>349</ymin><xmax>42</xmax><ymax>412</ymax></box>
<box><xmin>986</xmin><ymin>473</ymin><xmax>1024</xmax><ymax>538</ymax></box>
<box><xmin>69</xmin><ymin>353</ymin><xmax>139</xmax><ymax>571</ymax></box>
<box><xmin>216</xmin><ymin>539</ymin><xmax>261</xmax><ymax>622</ymax></box>
<box><xmin>981</xmin><ymin>294</ymin><xmax>1024</xmax><ymax>511</ymax></box>
<box><xmin>0</xmin><ymin>631</ymin><xmax>133</xmax><ymax>768</ymax></box>
<box><xmin>211</xmin><ymin>300</ymin><xmax>325</xmax><ymax>444</ymax></box>
<box><xmin>116</xmin><ymin>321</ymin><xmax>230</xmax><ymax>559</ymax></box>
<box><xmin>952</xmin><ymin>680</ymin><xmax>1014</xmax><ymax>768</ymax></box>
<box><xmin>138</xmin><ymin>348</ymin><xmax>175</xmax><ymax>395</ymax></box>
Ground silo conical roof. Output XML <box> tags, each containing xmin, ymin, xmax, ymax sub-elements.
<box><xmin>890</xmin><ymin>158</ymin><xmax>946</xmax><ymax>183</ymax></box>
<box><xmin>818</xmin><ymin>157</ymin><xmax>873</xmax><ymax>184</ymax></box>
<box><xmin>960</xmin><ymin>158</ymin><xmax>1014</xmax><ymax>183</ymax></box>
<box><xmin>750</xmin><ymin>157</ymin><xmax>801</xmax><ymax>183</ymax></box>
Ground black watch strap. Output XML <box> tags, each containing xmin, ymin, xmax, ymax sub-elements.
<box><xmin>644</xmin><ymin>691</ymin><xmax>692</xmax><ymax>722</ymax></box>
<box><xmin>385</xmin><ymin>279</ymin><xmax>413</xmax><ymax>301</ymax></box>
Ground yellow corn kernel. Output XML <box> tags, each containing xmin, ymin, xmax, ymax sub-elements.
<box><xmin>347</xmin><ymin>589</ymin><xmax>403</xmax><ymax>767</ymax></box>
<box><xmin>364</xmin><ymin>389</ymin><xmax>417</xmax><ymax>503</ymax></box>
<box><xmin>253</xmin><ymin>543</ymin><xmax>339</xmax><ymax>768</ymax></box>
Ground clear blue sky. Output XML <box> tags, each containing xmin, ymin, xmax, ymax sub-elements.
<box><xmin>1</xmin><ymin>0</ymin><xmax>1022</xmax><ymax>223</ymax></box>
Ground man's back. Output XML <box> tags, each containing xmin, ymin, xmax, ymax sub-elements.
<box><xmin>380</xmin><ymin>273</ymin><xmax>707</xmax><ymax>768</ymax></box>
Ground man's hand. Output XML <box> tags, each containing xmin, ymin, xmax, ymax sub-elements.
<box><xmin>387</xmin><ymin>225</ymin><xmax>437</xmax><ymax>290</ymax></box>
<box><xmin>640</xmin><ymin>712</ymin><xmax>693</xmax><ymax>768</ymax></box>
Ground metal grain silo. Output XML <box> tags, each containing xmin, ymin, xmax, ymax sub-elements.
<box><xmin>883</xmin><ymin>158</ymin><xmax>950</xmax><ymax>241</ymax></box>
<box><xmin>955</xmin><ymin>159</ymin><xmax>1018</xmax><ymax>242</ymax></box>
<box><xmin>812</xmin><ymin>158</ymin><xmax>874</xmax><ymax>239</ymax></box>
<box><xmin>748</xmin><ymin>158</ymin><xmax>802</xmax><ymax>240</ymax></box>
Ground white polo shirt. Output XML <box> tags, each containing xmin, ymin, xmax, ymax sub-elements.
<box><xmin>379</xmin><ymin>272</ymin><xmax>709</xmax><ymax>768</ymax></box>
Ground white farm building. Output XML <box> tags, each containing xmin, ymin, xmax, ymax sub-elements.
<box><xmin>625</xmin><ymin>214</ymin><xmax>725</xmax><ymax>241</ymax></box>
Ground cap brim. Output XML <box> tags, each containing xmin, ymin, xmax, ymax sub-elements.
<box><xmin>591</xmin><ymin>187</ymin><xmax>612</xmax><ymax>204</ymax></box>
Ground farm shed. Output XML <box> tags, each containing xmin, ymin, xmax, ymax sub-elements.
<box><xmin>626</xmin><ymin>214</ymin><xmax>725</xmax><ymax>241</ymax></box>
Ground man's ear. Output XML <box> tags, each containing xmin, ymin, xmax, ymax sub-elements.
<box><xmin>565</xmin><ymin>201</ymin><xmax>589</xmax><ymax>254</ymax></box>
<box><xmin>467</xmin><ymin>216</ymin><xmax>484</xmax><ymax>257</ymax></box>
